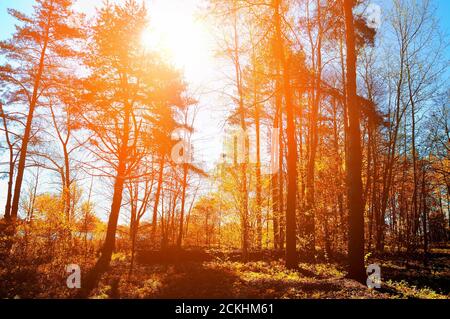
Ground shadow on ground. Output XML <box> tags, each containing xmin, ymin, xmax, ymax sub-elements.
<box><xmin>93</xmin><ymin>247</ymin><xmax>449</xmax><ymax>299</ymax></box>
<box><xmin>150</xmin><ymin>262</ymin><xmax>239</xmax><ymax>298</ymax></box>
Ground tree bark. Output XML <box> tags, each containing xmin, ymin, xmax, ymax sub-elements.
<box><xmin>232</xmin><ymin>0</ymin><xmax>249</xmax><ymax>259</ymax></box>
<box><xmin>177</xmin><ymin>163</ymin><xmax>188</xmax><ymax>248</ymax></box>
<box><xmin>343</xmin><ymin>0</ymin><xmax>366</xmax><ymax>282</ymax></box>
<box><xmin>9</xmin><ymin>10</ymin><xmax>53</xmax><ymax>227</ymax></box>
<box><xmin>273</xmin><ymin>0</ymin><xmax>297</xmax><ymax>269</ymax></box>
<box><xmin>151</xmin><ymin>157</ymin><xmax>165</xmax><ymax>241</ymax></box>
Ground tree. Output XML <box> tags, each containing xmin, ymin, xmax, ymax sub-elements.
<box><xmin>126</xmin><ymin>169</ymin><xmax>154</xmax><ymax>275</ymax></box>
<box><xmin>343</xmin><ymin>0</ymin><xmax>366</xmax><ymax>282</ymax></box>
<box><xmin>0</xmin><ymin>0</ymin><xmax>83</xmax><ymax>229</ymax></box>
<box><xmin>76</xmin><ymin>0</ymin><xmax>189</xmax><ymax>296</ymax></box>
<box><xmin>272</xmin><ymin>0</ymin><xmax>298</xmax><ymax>269</ymax></box>
<box><xmin>29</xmin><ymin>77</ymin><xmax>86</xmax><ymax>226</ymax></box>
<box><xmin>0</xmin><ymin>102</ymin><xmax>21</xmax><ymax>219</ymax></box>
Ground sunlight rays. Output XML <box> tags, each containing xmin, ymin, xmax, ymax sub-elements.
<box><xmin>141</xmin><ymin>2</ymin><xmax>213</xmax><ymax>81</ymax></box>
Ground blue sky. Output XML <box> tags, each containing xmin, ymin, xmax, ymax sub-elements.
<box><xmin>376</xmin><ymin>0</ymin><xmax>450</xmax><ymax>32</ymax></box>
<box><xmin>431</xmin><ymin>0</ymin><xmax>450</xmax><ymax>30</ymax></box>
<box><xmin>0</xmin><ymin>0</ymin><xmax>33</xmax><ymax>40</ymax></box>
<box><xmin>1</xmin><ymin>0</ymin><xmax>450</xmax><ymax>39</ymax></box>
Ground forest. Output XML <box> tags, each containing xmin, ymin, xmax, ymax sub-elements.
<box><xmin>0</xmin><ymin>0</ymin><xmax>449</xmax><ymax>299</ymax></box>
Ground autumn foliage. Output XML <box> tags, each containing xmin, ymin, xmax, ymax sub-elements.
<box><xmin>0</xmin><ymin>0</ymin><xmax>448</xmax><ymax>299</ymax></box>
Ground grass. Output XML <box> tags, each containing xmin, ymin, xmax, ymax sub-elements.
<box><xmin>96</xmin><ymin>259</ymin><xmax>385</xmax><ymax>299</ymax></box>
<box><xmin>89</xmin><ymin>248</ymin><xmax>449</xmax><ymax>299</ymax></box>
<box><xmin>1</xmin><ymin>247</ymin><xmax>448</xmax><ymax>299</ymax></box>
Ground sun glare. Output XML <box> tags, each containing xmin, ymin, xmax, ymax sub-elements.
<box><xmin>141</xmin><ymin>4</ymin><xmax>213</xmax><ymax>82</ymax></box>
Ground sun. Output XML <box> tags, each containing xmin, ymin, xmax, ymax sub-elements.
<box><xmin>141</xmin><ymin>2</ymin><xmax>213</xmax><ymax>82</ymax></box>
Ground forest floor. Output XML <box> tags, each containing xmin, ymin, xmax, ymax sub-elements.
<box><xmin>1</xmin><ymin>246</ymin><xmax>449</xmax><ymax>299</ymax></box>
<box><xmin>89</xmin><ymin>247</ymin><xmax>450</xmax><ymax>299</ymax></box>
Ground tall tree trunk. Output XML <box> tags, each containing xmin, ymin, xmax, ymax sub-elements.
<box><xmin>128</xmin><ymin>186</ymin><xmax>138</xmax><ymax>277</ymax></box>
<box><xmin>368</xmin><ymin>125</ymin><xmax>378</xmax><ymax>251</ymax></box>
<box><xmin>274</xmin><ymin>0</ymin><xmax>297</xmax><ymax>268</ymax></box>
<box><xmin>255</xmin><ymin>83</ymin><xmax>263</xmax><ymax>251</ymax></box>
<box><xmin>177</xmin><ymin>164</ymin><xmax>188</xmax><ymax>248</ymax></box>
<box><xmin>250</xmin><ymin>32</ymin><xmax>263</xmax><ymax>250</ymax></box>
<box><xmin>80</xmin><ymin>153</ymin><xmax>127</xmax><ymax>297</ymax></box>
<box><xmin>378</xmin><ymin>40</ymin><xmax>406</xmax><ymax>252</ymax></box>
<box><xmin>338</xmin><ymin>17</ymin><xmax>349</xmax><ymax>247</ymax></box>
<box><xmin>343</xmin><ymin>0</ymin><xmax>366</xmax><ymax>282</ymax></box>
<box><xmin>79</xmin><ymin>102</ymin><xmax>131</xmax><ymax>297</ymax></box>
<box><xmin>232</xmin><ymin>0</ymin><xmax>249</xmax><ymax>259</ymax></box>
<box><xmin>9</xmin><ymin>15</ymin><xmax>52</xmax><ymax>227</ymax></box>
<box><xmin>332</xmin><ymin>97</ymin><xmax>346</xmax><ymax>251</ymax></box>
<box><xmin>272</xmin><ymin>84</ymin><xmax>281</xmax><ymax>250</ymax></box>
<box><xmin>421</xmin><ymin>165</ymin><xmax>429</xmax><ymax>266</ymax></box>
<box><xmin>63</xmin><ymin>144</ymin><xmax>71</xmax><ymax>223</ymax></box>
<box><xmin>151</xmin><ymin>157</ymin><xmax>165</xmax><ymax>240</ymax></box>
<box><xmin>304</xmin><ymin>0</ymin><xmax>322</xmax><ymax>260</ymax></box>
<box><xmin>0</xmin><ymin>103</ymin><xmax>15</xmax><ymax>220</ymax></box>
<box><xmin>279</xmin><ymin>108</ymin><xmax>285</xmax><ymax>250</ymax></box>
<box><xmin>4</xmin><ymin>160</ymin><xmax>14</xmax><ymax>220</ymax></box>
